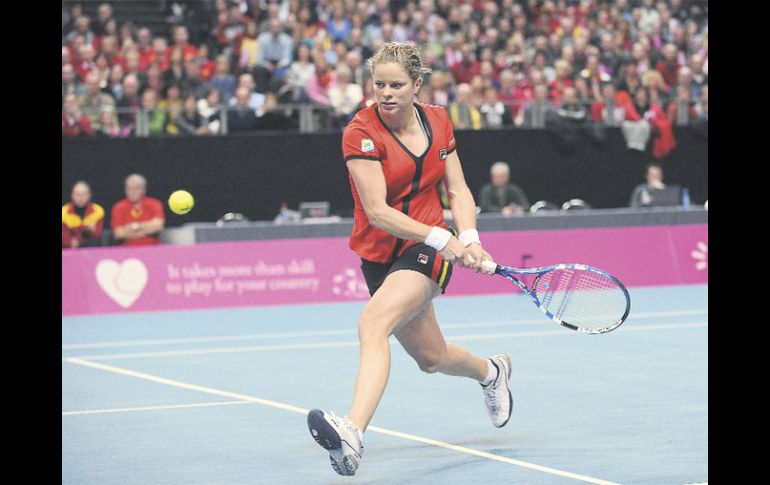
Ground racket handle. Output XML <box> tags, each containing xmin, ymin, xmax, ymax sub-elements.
<box><xmin>481</xmin><ymin>260</ymin><xmax>499</xmax><ymax>274</ymax></box>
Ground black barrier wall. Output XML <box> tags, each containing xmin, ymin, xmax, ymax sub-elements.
<box><xmin>62</xmin><ymin>127</ymin><xmax>707</xmax><ymax>226</ymax></box>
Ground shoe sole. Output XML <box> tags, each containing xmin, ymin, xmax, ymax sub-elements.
<box><xmin>492</xmin><ymin>356</ymin><xmax>514</xmax><ymax>428</ymax></box>
<box><xmin>307</xmin><ymin>409</ymin><xmax>358</xmax><ymax>476</ymax></box>
<box><xmin>307</xmin><ymin>409</ymin><xmax>341</xmax><ymax>451</ymax></box>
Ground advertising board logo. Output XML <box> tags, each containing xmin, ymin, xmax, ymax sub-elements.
<box><xmin>332</xmin><ymin>268</ymin><xmax>369</xmax><ymax>298</ymax></box>
<box><xmin>95</xmin><ymin>258</ymin><xmax>148</xmax><ymax>308</ymax></box>
<box><xmin>690</xmin><ymin>241</ymin><xmax>707</xmax><ymax>271</ymax></box>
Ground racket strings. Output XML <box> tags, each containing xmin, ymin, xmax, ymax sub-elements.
<box><xmin>534</xmin><ymin>268</ymin><xmax>628</xmax><ymax>329</ymax></box>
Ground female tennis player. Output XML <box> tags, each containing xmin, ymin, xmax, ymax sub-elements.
<box><xmin>307</xmin><ymin>42</ymin><xmax>513</xmax><ymax>476</ymax></box>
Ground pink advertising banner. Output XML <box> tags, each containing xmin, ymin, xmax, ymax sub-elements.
<box><xmin>62</xmin><ymin>224</ymin><xmax>707</xmax><ymax>316</ymax></box>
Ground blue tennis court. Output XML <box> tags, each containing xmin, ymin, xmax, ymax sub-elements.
<box><xmin>62</xmin><ymin>284</ymin><xmax>707</xmax><ymax>485</ymax></box>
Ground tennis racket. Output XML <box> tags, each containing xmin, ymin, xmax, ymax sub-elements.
<box><xmin>480</xmin><ymin>260</ymin><xmax>631</xmax><ymax>334</ymax></box>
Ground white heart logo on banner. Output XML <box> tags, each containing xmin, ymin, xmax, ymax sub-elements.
<box><xmin>95</xmin><ymin>258</ymin><xmax>149</xmax><ymax>308</ymax></box>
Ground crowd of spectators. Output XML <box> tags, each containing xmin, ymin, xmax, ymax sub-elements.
<box><xmin>62</xmin><ymin>0</ymin><xmax>707</xmax><ymax>139</ymax></box>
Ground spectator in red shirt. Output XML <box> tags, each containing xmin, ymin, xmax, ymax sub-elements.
<box><xmin>197</xmin><ymin>44</ymin><xmax>216</xmax><ymax>82</ymax></box>
<box><xmin>62</xmin><ymin>181</ymin><xmax>104</xmax><ymax>249</ymax></box>
<box><xmin>99</xmin><ymin>35</ymin><xmax>124</xmax><ymax>70</ymax></box>
<box><xmin>655</xmin><ymin>43</ymin><xmax>681</xmax><ymax>88</ymax></box>
<box><xmin>167</xmin><ymin>25</ymin><xmax>198</xmax><ymax>62</ymax></box>
<box><xmin>135</xmin><ymin>27</ymin><xmax>153</xmax><ymax>61</ymax></box>
<box><xmin>62</xmin><ymin>93</ymin><xmax>93</xmax><ymax>137</ymax></box>
<box><xmin>449</xmin><ymin>45</ymin><xmax>481</xmax><ymax>85</ymax></box>
<box><xmin>548</xmin><ymin>58</ymin><xmax>575</xmax><ymax>102</ymax></box>
<box><xmin>111</xmin><ymin>174</ymin><xmax>165</xmax><ymax>246</ymax></box>
<box><xmin>74</xmin><ymin>43</ymin><xmax>97</xmax><ymax>82</ymax></box>
<box><xmin>141</xmin><ymin>37</ymin><xmax>170</xmax><ymax>72</ymax></box>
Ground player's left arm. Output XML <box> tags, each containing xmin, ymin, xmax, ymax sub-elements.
<box><xmin>443</xmin><ymin>152</ymin><xmax>493</xmax><ymax>273</ymax></box>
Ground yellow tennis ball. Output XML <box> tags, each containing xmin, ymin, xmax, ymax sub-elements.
<box><xmin>168</xmin><ymin>190</ymin><xmax>194</xmax><ymax>215</ymax></box>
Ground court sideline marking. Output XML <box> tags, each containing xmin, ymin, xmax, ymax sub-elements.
<box><xmin>64</xmin><ymin>321</ymin><xmax>708</xmax><ymax>361</ymax></box>
<box><xmin>62</xmin><ymin>400</ymin><xmax>251</xmax><ymax>415</ymax></box>
<box><xmin>62</xmin><ymin>309</ymin><xmax>708</xmax><ymax>350</ymax></box>
<box><xmin>64</xmin><ymin>356</ymin><xmax>622</xmax><ymax>485</ymax></box>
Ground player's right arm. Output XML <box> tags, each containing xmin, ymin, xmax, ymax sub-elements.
<box><xmin>346</xmin><ymin>158</ymin><xmax>467</xmax><ymax>263</ymax></box>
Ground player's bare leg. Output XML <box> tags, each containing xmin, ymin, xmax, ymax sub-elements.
<box><xmin>394</xmin><ymin>303</ymin><xmax>488</xmax><ymax>379</ymax></box>
<box><xmin>347</xmin><ymin>269</ymin><xmax>438</xmax><ymax>430</ymax></box>
<box><xmin>395</xmin><ymin>302</ymin><xmax>514</xmax><ymax>428</ymax></box>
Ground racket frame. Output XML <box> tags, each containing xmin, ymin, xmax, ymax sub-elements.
<box><xmin>490</xmin><ymin>263</ymin><xmax>631</xmax><ymax>334</ymax></box>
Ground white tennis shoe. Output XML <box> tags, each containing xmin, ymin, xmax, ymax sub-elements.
<box><xmin>481</xmin><ymin>354</ymin><xmax>513</xmax><ymax>428</ymax></box>
<box><xmin>307</xmin><ymin>409</ymin><xmax>363</xmax><ymax>476</ymax></box>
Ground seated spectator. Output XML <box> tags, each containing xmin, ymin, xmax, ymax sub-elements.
<box><xmin>116</xmin><ymin>73</ymin><xmax>141</xmax><ymax>133</ymax></box>
<box><xmin>238</xmin><ymin>20</ymin><xmax>260</xmax><ymax>73</ymax></box>
<box><xmin>94</xmin><ymin>105</ymin><xmax>130</xmax><ymax>138</ymax></box>
<box><xmin>228</xmin><ymin>73</ymin><xmax>266</xmax><ymax>115</ymax></box>
<box><xmin>62</xmin><ymin>93</ymin><xmax>93</xmax><ymax>137</ymax></box>
<box><xmin>62</xmin><ymin>181</ymin><xmax>104</xmax><ymax>249</ymax></box>
<box><xmin>286</xmin><ymin>43</ymin><xmax>315</xmax><ymax>102</ymax></box>
<box><xmin>62</xmin><ymin>63</ymin><xmax>84</xmax><ymax>104</ymax></box>
<box><xmin>254</xmin><ymin>92</ymin><xmax>299</xmax><ymax>131</ymax></box>
<box><xmin>428</xmin><ymin>70</ymin><xmax>452</xmax><ymax>107</ymax></box>
<box><xmin>176</xmin><ymin>94</ymin><xmax>209</xmax><ymax>135</ymax></box>
<box><xmin>159</xmin><ymin>82</ymin><xmax>184</xmax><ymax>135</ymax></box>
<box><xmin>548</xmin><ymin>59</ymin><xmax>575</xmax><ymax>102</ymax></box>
<box><xmin>554</xmin><ymin>86</ymin><xmax>588</xmax><ymax>124</ymax></box>
<box><xmin>641</xmin><ymin>69</ymin><xmax>670</xmax><ymax>108</ymax></box>
<box><xmin>655</xmin><ymin>43</ymin><xmax>681</xmax><ymax>89</ymax></box>
<box><xmin>227</xmin><ymin>86</ymin><xmax>260</xmax><ymax>132</ymax></box>
<box><xmin>211</xmin><ymin>55</ymin><xmax>236</xmax><ymax>102</ymax></box>
<box><xmin>111</xmin><ymin>174</ymin><xmax>165</xmax><ymax>246</ymax></box>
<box><xmin>629</xmin><ymin>163</ymin><xmax>670</xmax><ymax>208</ymax></box>
<box><xmin>254</xmin><ymin>18</ymin><xmax>293</xmax><ymax>89</ymax></box>
<box><xmin>181</xmin><ymin>57</ymin><xmax>210</xmax><ymax>100</ymax></box>
<box><xmin>198</xmin><ymin>88</ymin><xmax>223</xmax><ymax>134</ymax></box>
<box><xmin>197</xmin><ymin>44</ymin><xmax>216</xmax><ymax>82</ymax></box>
<box><xmin>666</xmin><ymin>85</ymin><xmax>697</xmax><ymax>126</ymax></box>
<box><xmin>448</xmin><ymin>83</ymin><xmax>483</xmax><ymax>130</ymax></box>
<box><xmin>74</xmin><ymin>43</ymin><xmax>97</xmax><ymax>84</ymax></box>
<box><xmin>479</xmin><ymin>86</ymin><xmax>513</xmax><ymax>128</ymax></box>
<box><xmin>140</xmin><ymin>37</ymin><xmax>169</xmax><ymax>72</ymax></box>
<box><xmin>591</xmin><ymin>82</ymin><xmax>637</xmax><ymax>126</ymax></box>
<box><xmin>107</xmin><ymin>63</ymin><xmax>125</xmax><ymax>101</ymax></box>
<box><xmin>328</xmin><ymin>64</ymin><xmax>363</xmax><ymax>127</ymax></box>
<box><xmin>449</xmin><ymin>45</ymin><xmax>481</xmax><ymax>85</ymax></box>
<box><xmin>79</xmin><ymin>71</ymin><xmax>115</xmax><ymax>131</ymax></box>
<box><xmin>166</xmin><ymin>25</ymin><xmax>197</xmax><ymax>62</ymax></box>
<box><xmin>164</xmin><ymin>47</ymin><xmax>187</xmax><ymax>87</ymax></box>
<box><xmin>344</xmin><ymin>50</ymin><xmax>367</xmax><ymax>87</ymax></box>
<box><xmin>478</xmin><ymin>161</ymin><xmax>530</xmax><ymax>215</ymax></box>
<box><xmin>139</xmin><ymin>89</ymin><xmax>166</xmax><ymax>136</ymax></box>
<box><xmin>306</xmin><ymin>53</ymin><xmax>337</xmax><ymax>107</ymax></box>
<box><xmin>517</xmin><ymin>83</ymin><xmax>552</xmax><ymax>128</ymax></box>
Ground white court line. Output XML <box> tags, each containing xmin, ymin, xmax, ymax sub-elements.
<box><xmin>62</xmin><ymin>309</ymin><xmax>708</xmax><ymax>350</ymax></box>
<box><xmin>62</xmin><ymin>400</ymin><xmax>251</xmax><ymax>416</ymax></box>
<box><xmin>64</xmin><ymin>357</ymin><xmax>622</xmax><ymax>485</ymax></box>
<box><xmin>64</xmin><ymin>321</ymin><xmax>707</xmax><ymax>361</ymax></box>
<box><xmin>681</xmin><ymin>482</ymin><xmax>707</xmax><ymax>485</ymax></box>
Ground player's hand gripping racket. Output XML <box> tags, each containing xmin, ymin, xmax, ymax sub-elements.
<box><xmin>480</xmin><ymin>260</ymin><xmax>631</xmax><ymax>334</ymax></box>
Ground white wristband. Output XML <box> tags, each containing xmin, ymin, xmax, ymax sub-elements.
<box><xmin>425</xmin><ymin>226</ymin><xmax>452</xmax><ymax>251</ymax></box>
<box><xmin>459</xmin><ymin>229</ymin><xmax>481</xmax><ymax>247</ymax></box>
